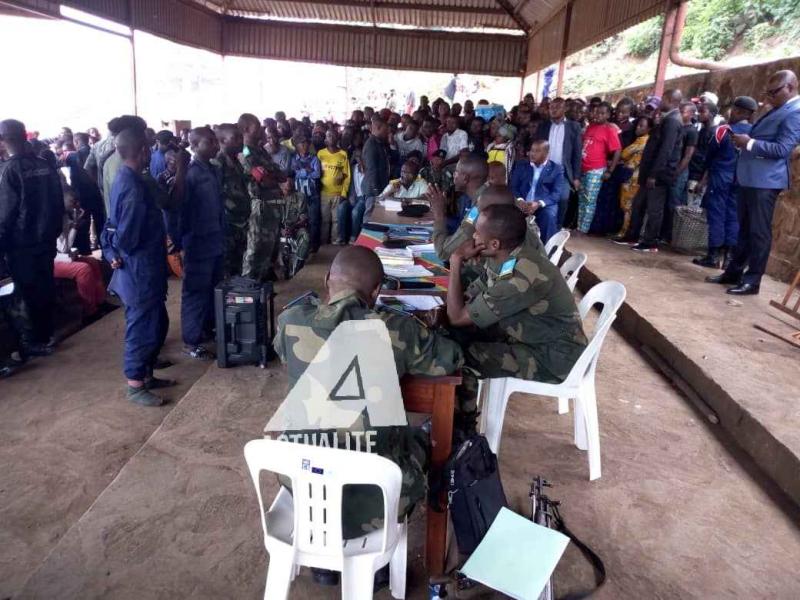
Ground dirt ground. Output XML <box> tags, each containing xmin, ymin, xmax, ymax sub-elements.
<box><xmin>6</xmin><ymin>246</ymin><xmax>800</xmax><ymax>599</ymax></box>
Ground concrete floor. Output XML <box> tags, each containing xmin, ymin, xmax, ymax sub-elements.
<box><xmin>567</xmin><ymin>234</ymin><xmax>800</xmax><ymax>506</ymax></box>
<box><xmin>4</xmin><ymin>245</ymin><xmax>800</xmax><ymax>599</ymax></box>
<box><xmin>0</xmin><ymin>279</ymin><xmax>212</xmax><ymax>599</ymax></box>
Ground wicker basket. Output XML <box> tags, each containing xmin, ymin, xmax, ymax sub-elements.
<box><xmin>671</xmin><ymin>206</ymin><xmax>707</xmax><ymax>253</ymax></box>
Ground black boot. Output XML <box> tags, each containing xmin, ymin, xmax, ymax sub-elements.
<box><xmin>692</xmin><ymin>247</ymin><xmax>720</xmax><ymax>268</ymax></box>
<box><xmin>721</xmin><ymin>246</ymin><xmax>733</xmax><ymax>271</ymax></box>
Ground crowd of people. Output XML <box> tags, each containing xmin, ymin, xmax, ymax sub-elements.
<box><xmin>1</xmin><ymin>68</ymin><xmax>798</xmax><ymax>402</ymax></box>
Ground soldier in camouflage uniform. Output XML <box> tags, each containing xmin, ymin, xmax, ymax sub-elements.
<box><xmin>445</xmin><ymin>203</ymin><xmax>587</xmax><ymax>433</ymax></box>
<box><xmin>237</xmin><ymin>113</ymin><xmax>286</xmax><ymax>282</ymax></box>
<box><xmin>212</xmin><ymin>124</ymin><xmax>249</xmax><ymax>276</ymax></box>
<box><xmin>274</xmin><ymin>245</ymin><xmax>464</xmax><ymax>539</ymax></box>
<box><xmin>430</xmin><ymin>183</ymin><xmax>542</xmax><ymax>261</ymax></box>
<box><xmin>278</xmin><ymin>178</ymin><xmax>310</xmax><ymax>278</ymax></box>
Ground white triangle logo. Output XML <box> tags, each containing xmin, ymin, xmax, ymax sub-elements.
<box><xmin>264</xmin><ymin>319</ymin><xmax>407</xmax><ymax>433</ymax></box>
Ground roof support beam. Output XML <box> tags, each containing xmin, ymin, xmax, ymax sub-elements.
<box><xmin>234</xmin><ymin>0</ymin><xmax>510</xmax><ymax>18</ymax></box>
<box><xmin>494</xmin><ymin>0</ymin><xmax>530</xmax><ymax>34</ymax></box>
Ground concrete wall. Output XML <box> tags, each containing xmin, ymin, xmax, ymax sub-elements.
<box><xmin>599</xmin><ymin>57</ymin><xmax>800</xmax><ymax>282</ymax></box>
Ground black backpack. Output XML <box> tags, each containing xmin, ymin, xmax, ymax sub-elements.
<box><xmin>432</xmin><ymin>435</ymin><xmax>508</xmax><ymax>555</ymax></box>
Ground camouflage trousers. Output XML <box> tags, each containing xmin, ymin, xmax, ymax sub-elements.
<box><xmin>242</xmin><ymin>199</ymin><xmax>282</xmax><ymax>282</ymax></box>
<box><xmin>278</xmin><ymin>425</ymin><xmax>428</xmax><ymax>540</ymax></box>
<box><xmin>224</xmin><ymin>222</ymin><xmax>248</xmax><ymax>277</ymax></box>
<box><xmin>457</xmin><ymin>340</ymin><xmax>574</xmax><ymax>416</ymax></box>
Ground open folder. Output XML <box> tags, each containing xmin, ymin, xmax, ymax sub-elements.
<box><xmin>460</xmin><ymin>507</ymin><xmax>569</xmax><ymax>600</ymax></box>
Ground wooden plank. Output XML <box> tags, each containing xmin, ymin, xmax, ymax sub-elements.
<box><xmin>754</xmin><ymin>324</ymin><xmax>800</xmax><ymax>350</ymax></box>
<box><xmin>769</xmin><ymin>300</ymin><xmax>800</xmax><ymax>323</ymax></box>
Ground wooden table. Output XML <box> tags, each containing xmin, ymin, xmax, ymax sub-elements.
<box><xmin>367</xmin><ymin>205</ymin><xmax>435</xmax><ymax>227</ymax></box>
<box><xmin>401</xmin><ymin>373</ymin><xmax>461</xmax><ymax>576</ymax></box>
<box><xmin>355</xmin><ymin>205</ymin><xmax>458</xmax><ymax>575</ymax></box>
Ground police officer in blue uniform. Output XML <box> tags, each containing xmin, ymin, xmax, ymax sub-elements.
<box><xmin>101</xmin><ymin>128</ymin><xmax>171</xmax><ymax>406</ymax></box>
<box><xmin>177</xmin><ymin>127</ymin><xmax>224</xmax><ymax>359</ymax></box>
<box><xmin>692</xmin><ymin>97</ymin><xmax>756</xmax><ymax>269</ymax></box>
<box><xmin>0</xmin><ymin>119</ymin><xmax>63</xmax><ymax>356</ymax></box>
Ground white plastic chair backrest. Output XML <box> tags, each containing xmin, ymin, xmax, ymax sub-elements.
<box><xmin>244</xmin><ymin>439</ymin><xmax>403</xmax><ymax>558</ymax></box>
<box><xmin>562</xmin><ymin>281</ymin><xmax>627</xmax><ymax>388</ymax></box>
<box><xmin>544</xmin><ymin>230</ymin><xmax>570</xmax><ymax>265</ymax></box>
<box><xmin>560</xmin><ymin>252</ymin><xmax>587</xmax><ymax>292</ymax></box>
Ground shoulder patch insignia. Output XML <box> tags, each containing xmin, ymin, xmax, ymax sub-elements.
<box><xmin>464</xmin><ymin>205</ymin><xmax>480</xmax><ymax>225</ymax></box>
<box><xmin>498</xmin><ymin>257</ymin><xmax>517</xmax><ymax>278</ymax></box>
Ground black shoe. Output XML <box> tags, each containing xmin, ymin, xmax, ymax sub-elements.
<box><xmin>692</xmin><ymin>250</ymin><xmax>721</xmax><ymax>268</ymax></box>
<box><xmin>153</xmin><ymin>357</ymin><xmax>174</xmax><ymax>370</ymax></box>
<box><xmin>183</xmin><ymin>345</ymin><xmax>214</xmax><ymax>360</ymax></box>
<box><xmin>145</xmin><ymin>376</ymin><xmax>177</xmax><ymax>390</ymax></box>
<box><xmin>631</xmin><ymin>242</ymin><xmax>658</xmax><ymax>252</ymax></box>
<box><xmin>127</xmin><ymin>385</ymin><xmax>167</xmax><ymax>407</ymax></box>
<box><xmin>706</xmin><ymin>272</ymin><xmax>740</xmax><ymax>285</ymax></box>
<box><xmin>727</xmin><ymin>283</ymin><xmax>760</xmax><ymax>295</ymax></box>
<box><xmin>22</xmin><ymin>342</ymin><xmax>54</xmax><ymax>357</ymax></box>
<box><xmin>610</xmin><ymin>236</ymin><xmax>636</xmax><ymax>246</ymax></box>
<box><xmin>311</xmin><ymin>568</ymin><xmax>340</xmax><ymax>586</ymax></box>
<box><xmin>0</xmin><ymin>363</ymin><xmax>18</xmax><ymax>379</ymax></box>
<box><xmin>373</xmin><ymin>564</ymin><xmax>390</xmax><ymax>592</ymax></box>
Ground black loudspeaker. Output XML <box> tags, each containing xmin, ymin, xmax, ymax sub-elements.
<box><xmin>214</xmin><ymin>276</ymin><xmax>275</xmax><ymax>368</ymax></box>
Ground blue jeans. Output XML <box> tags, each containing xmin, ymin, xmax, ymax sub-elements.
<box><xmin>350</xmin><ymin>197</ymin><xmax>367</xmax><ymax>241</ymax></box>
<box><xmin>336</xmin><ymin>198</ymin><xmax>352</xmax><ymax>243</ymax></box>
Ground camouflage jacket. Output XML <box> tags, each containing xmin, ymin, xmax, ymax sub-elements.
<box><xmin>281</xmin><ymin>191</ymin><xmax>308</xmax><ymax>228</ymax></box>
<box><xmin>214</xmin><ymin>151</ymin><xmax>250</xmax><ymax>228</ymax></box>
<box><xmin>273</xmin><ymin>289</ymin><xmax>464</xmax><ymax>536</ymax></box>
<box><xmin>434</xmin><ymin>203</ymin><xmax>543</xmax><ymax>261</ymax></box>
<box><xmin>275</xmin><ymin>289</ymin><xmax>463</xmax><ymax>387</ymax></box>
<box><xmin>238</xmin><ymin>145</ymin><xmax>285</xmax><ymax>201</ymax></box>
<box><xmin>465</xmin><ymin>235</ymin><xmax>587</xmax><ymax>361</ymax></box>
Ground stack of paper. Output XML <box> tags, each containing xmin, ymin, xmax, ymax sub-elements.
<box><xmin>383</xmin><ymin>199</ymin><xmax>403</xmax><ymax>212</ymax></box>
<box><xmin>375</xmin><ymin>247</ymin><xmax>414</xmax><ymax>268</ymax></box>
<box><xmin>408</xmin><ymin>243</ymin><xmax>435</xmax><ymax>257</ymax></box>
<box><xmin>460</xmin><ymin>507</ymin><xmax>569</xmax><ymax>600</ymax></box>
<box><xmin>378</xmin><ymin>294</ymin><xmax>443</xmax><ymax>311</ymax></box>
<box><xmin>383</xmin><ymin>264</ymin><xmax>434</xmax><ymax>278</ymax></box>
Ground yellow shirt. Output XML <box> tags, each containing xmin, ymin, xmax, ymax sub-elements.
<box><xmin>317</xmin><ymin>148</ymin><xmax>351</xmax><ymax>197</ymax></box>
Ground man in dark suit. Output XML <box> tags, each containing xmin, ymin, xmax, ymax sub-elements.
<box><xmin>536</xmin><ymin>97</ymin><xmax>582</xmax><ymax>228</ymax></box>
<box><xmin>625</xmin><ymin>89</ymin><xmax>684</xmax><ymax>252</ymax></box>
<box><xmin>708</xmin><ymin>70</ymin><xmax>800</xmax><ymax>294</ymax></box>
<box><xmin>509</xmin><ymin>140</ymin><xmax>565</xmax><ymax>243</ymax></box>
<box><xmin>361</xmin><ymin>117</ymin><xmax>390</xmax><ymax>218</ymax></box>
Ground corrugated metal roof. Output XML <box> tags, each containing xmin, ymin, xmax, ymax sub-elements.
<box><xmin>63</xmin><ymin>0</ymin><xmax>129</xmax><ymax>24</ymax></box>
<box><xmin>566</xmin><ymin>0</ymin><xmax>665</xmax><ymax>54</ymax></box>
<box><xmin>134</xmin><ymin>0</ymin><xmax>222</xmax><ymax>52</ymax></box>
<box><xmin>205</xmin><ymin>0</ymin><xmax>523</xmax><ymax>31</ymax></box>
<box><xmin>224</xmin><ymin>17</ymin><xmax>527</xmax><ymax>75</ymax></box>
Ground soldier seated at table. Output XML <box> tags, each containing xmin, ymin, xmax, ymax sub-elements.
<box><xmin>445</xmin><ymin>204</ymin><xmax>587</xmax><ymax>436</ymax></box>
<box><xmin>429</xmin><ymin>184</ymin><xmax>542</xmax><ymax>261</ymax></box>
<box><xmin>274</xmin><ymin>246</ymin><xmax>463</xmax><ymax>546</ymax></box>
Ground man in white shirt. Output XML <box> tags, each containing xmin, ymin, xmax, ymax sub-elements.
<box><xmin>379</xmin><ymin>160</ymin><xmax>429</xmax><ymax>200</ymax></box>
<box><xmin>440</xmin><ymin>115</ymin><xmax>468</xmax><ymax>169</ymax></box>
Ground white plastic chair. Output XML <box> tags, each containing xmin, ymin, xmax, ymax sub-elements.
<box><xmin>244</xmin><ymin>439</ymin><xmax>408</xmax><ymax>599</ymax></box>
<box><xmin>477</xmin><ymin>281</ymin><xmax>626</xmax><ymax>481</ymax></box>
<box><xmin>560</xmin><ymin>252</ymin><xmax>587</xmax><ymax>292</ymax></box>
<box><xmin>544</xmin><ymin>229</ymin><xmax>570</xmax><ymax>266</ymax></box>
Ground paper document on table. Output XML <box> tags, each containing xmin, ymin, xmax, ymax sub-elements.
<box><xmin>379</xmin><ymin>294</ymin><xmax>443</xmax><ymax>311</ymax></box>
<box><xmin>460</xmin><ymin>507</ymin><xmax>569</xmax><ymax>600</ymax></box>
<box><xmin>383</xmin><ymin>264</ymin><xmax>434</xmax><ymax>278</ymax></box>
<box><xmin>408</xmin><ymin>243</ymin><xmax>435</xmax><ymax>256</ymax></box>
<box><xmin>383</xmin><ymin>200</ymin><xmax>403</xmax><ymax>212</ymax></box>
